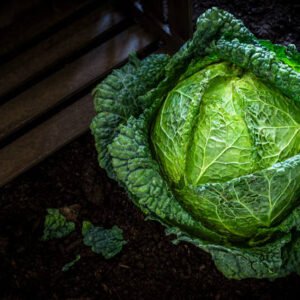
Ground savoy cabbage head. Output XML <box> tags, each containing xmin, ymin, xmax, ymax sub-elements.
<box><xmin>90</xmin><ymin>8</ymin><xmax>300</xmax><ymax>279</ymax></box>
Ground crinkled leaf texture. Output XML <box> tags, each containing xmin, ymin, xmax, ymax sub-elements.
<box><xmin>42</xmin><ymin>208</ymin><xmax>75</xmax><ymax>241</ymax></box>
<box><xmin>91</xmin><ymin>7</ymin><xmax>300</xmax><ymax>279</ymax></box>
<box><xmin>82</xmin><ymin>221</ymin><xmax>126</xmax><ymax>259</ymax></box>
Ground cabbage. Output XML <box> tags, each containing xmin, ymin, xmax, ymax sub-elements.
<box><xmin>91</xmin><ymin>8</ymin><xmax>300</xmax><ymax>279</ymax></box>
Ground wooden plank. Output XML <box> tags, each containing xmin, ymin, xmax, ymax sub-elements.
<box><xmin>167</xmin><ymin>0</ymin><xmax>192</xmax><ymax>41</ymax></box>
<box><xmin>0</xmin><ymin>25</ymin><xmax>157</xmax><ymax>142</ymax></box>
<box><xmin>0</xmin><ymin>95</ymin><xmax>94</xmax><ymax>187</ymax></box>
<box><xmin>0</xmin><ymin>0</ymin><xmax>97</xmax><ymax>61</ymax></box>
<box><xmin>0</xmin><ymin>3</ymin><xmax>129</xmax><ymax>100</ymax></box>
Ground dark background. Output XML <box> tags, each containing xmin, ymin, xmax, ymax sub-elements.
<box><xmin>1</xmin><ymin>0</ymin><xmax>300</xmax><ymax>299</ymax></box>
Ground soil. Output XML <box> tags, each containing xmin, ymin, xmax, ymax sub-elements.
<box><xmin>1</xmin><ymin>0</ymin><xmax>300</xmax><ymax>299</ymax></box>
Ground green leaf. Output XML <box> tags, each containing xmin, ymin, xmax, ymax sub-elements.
<box><xmin>82</xmin><ymin>222</ymin><xmax>126</xmax><ymax>259</ymax></box>
<box><xmin>90</xmin><ymin>53</ymin><xmax>169</xmax><ymax>178</ymax></box>
<box><xmin>169</xmin><ymin>204</ymin><xmax>300</xmax><ymax>279</ymax></box>
<box><xmin>62</xmin><ymin>254</ymin><xmax>81</xmax><ymax>272</ymax></box>
<box><xmin>42</xmin><ymin>208</ymin><xmax>75</xmax><ymax>241</ymax></box>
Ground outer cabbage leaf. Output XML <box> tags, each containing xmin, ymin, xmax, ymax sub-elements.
<box><xmin>212</xmin><ymin>39</ymin><xmax>300</xmax><ymax>102</ymax></box>
<box><xmin>90</xmin><ymin>54</ymin><xmax>169</xmax><ymax>178</ymax></box>
<box><xmin>259</xmin><ymin>40</ymin><xmax>300</xmax><ymax>72</ymax></box>
<box><xmin>168</xmin><ymin>218</ymin><xmax>300</xmax><ymax>280</ymax></box>
<box><xmin>176</xmin><ymin>155</ymin><xmax>300</xmax><ymax>242</ymax></box>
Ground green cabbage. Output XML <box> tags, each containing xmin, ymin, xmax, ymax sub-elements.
<box><xmin>91</xmin><ymin>8</ymin><xmax>300</xmax><ymax>279</ymax></box>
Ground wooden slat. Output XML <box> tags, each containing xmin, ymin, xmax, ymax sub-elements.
<box><xmin>0</xmin><ymin>3</ymin><xmax>129</xmax><ymax>100</ymax></box>
<box><xmin>0</xmin><ymin>25</ymin><xmax>157</xmax><ymax>142</ymax></box>
<box><xmin>0</xmin><ymin>0</ymin><xmax>96</xmax><ymax>60</ymax></box>
<box><xmin>167</xmin><ymin>0</ymin><xmax>192</xmax><ymax>41</ymax></box>
<box><xmin>0</xmin><ymin>95</ymin><xmax>94</xmax><ymax>186</ymax></box>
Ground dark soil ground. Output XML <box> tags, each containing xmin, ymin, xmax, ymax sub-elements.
<box><xmin>1</xmin><ymin>0</ymin><xmax>300</xmax><ymax>299</ymax></box>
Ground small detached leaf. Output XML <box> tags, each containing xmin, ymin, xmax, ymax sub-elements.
<box><xmin>62</xmin><ymin>254</ymin><xmax>81</xmax><ymax>272</ymax></box>
<box><xmin>42</xmin><ymin>208</ymin><xmax>75</xmax><ymax>241</ymax></box>
<box><xmin>81</xmin><ymin>220</ymin><xmax>93</xmax><ymax>236</ymax></box>
<box><xmin>82</xmin><ymin>221</ymin><xmax>126</xmax><ymax>259</ymax></box>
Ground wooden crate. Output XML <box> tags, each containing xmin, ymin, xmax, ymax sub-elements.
<box><xmin>0</xmin><ymin>0</ymin><xmax>192</xmax><ymax>186</ymax></box>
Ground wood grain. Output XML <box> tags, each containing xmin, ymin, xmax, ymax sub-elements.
<box><xmin>0</xmin><ymin>95</ymin><xmax>93</xmax><ymax>186</ymax></box>
<box><xmin>0</xmin><ymin>3</ymin><xmax>129</xmax><ymax>99</ymax></box>
<box><xmin>0</xmin><ymin>25</ymin><xmax>156</xmax><ymax>142</ymax></box>
<box><xmin>0</xmin><ymin>0</ymin><xmax>96</xmax><ymax>60</ymax></box>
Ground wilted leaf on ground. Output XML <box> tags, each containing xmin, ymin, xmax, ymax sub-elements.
<box><xmin>42</xmin><ymin>208</ymin><xmax>75</xmax><ymax>241</ymax></box>
<box><xmin>62</xmin><ymin>254</ymin><xmax>81</xmax><ymax>272</ymax></box>
<box><xmin>82</xmin><ymin>221</ymin><xmax>126</xmax><ymax>259</ymax></box>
